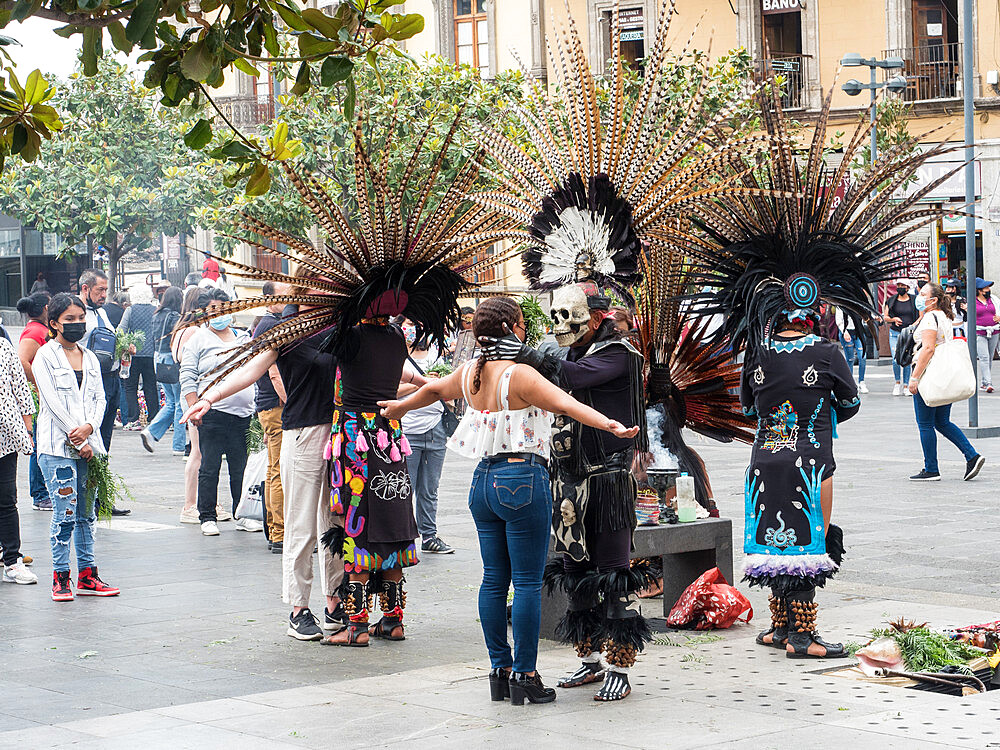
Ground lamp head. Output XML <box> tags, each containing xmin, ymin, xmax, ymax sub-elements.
<box><xmin>840</xmin><ymin>53</ymin><xmax>865</xmax><ymax>67</ymax></box>
<box><xmin>886</xmin><ymin>75</ymin><xmax>908</xmax><ymax>92</ymax></box>
<box><xmin>882</xmin><ymin>56</ymin><xmax>905</xmax><ymax>70</ymax></box>
<box><xmin>842</xmin><ymin>79</ymin><xmax>864</xmax><ymax>96</ymax></box>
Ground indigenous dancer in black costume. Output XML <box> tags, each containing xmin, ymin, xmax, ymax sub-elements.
<box><xmin>177</xmin><ymin>107</ymin><xmax>516</xmax><ymax>648</ymax></box>
<box><xmin>682</xmin><ymin>87</ymin><xmax>967</xmax><ymax>658</ymax></box>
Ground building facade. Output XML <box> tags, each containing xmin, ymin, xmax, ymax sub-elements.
<box><xmin>404</xmin><ymin>0</ymin><xmax>1000</xmax><ymax>287</ymax></box>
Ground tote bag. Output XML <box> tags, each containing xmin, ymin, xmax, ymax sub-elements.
<box><xmin>917</xmin><ymin>312</ymin><xmax>976</xmax><ymax>407</ymax></box>
<box><xmin>153</xmin><ymin>312</ymin><xmax>180</xmax><ymax>384</ymax></box>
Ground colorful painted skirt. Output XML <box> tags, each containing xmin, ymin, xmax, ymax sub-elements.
<box><xmin>327</xmin><ymin>408</ymin><xmax>419</xmax><ymax>573</ymax></box>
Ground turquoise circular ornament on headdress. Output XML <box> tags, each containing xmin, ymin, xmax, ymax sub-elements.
<box><xmin>784</xmin><ymin>273</ymin><xmax>820</xmax><ymax>311</ymax></box>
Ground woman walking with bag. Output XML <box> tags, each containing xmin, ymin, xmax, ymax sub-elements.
<box><xmin>141</xmin><ymin>286</ymin><xmax>185</xmax><ymax>455</ymax></box>
<box><xmin>883</xmin><ymin>280</ymin><xmax>919</xmax><ymax>396</ymax></box>
<box><xmin>379</xmin><ymin>297</ymin><xmax>639</xmax><ymax>705</ymax></box>
<box><xmin>974</xmin><ymin>278</ymin><xmax>999</xmax><ymax>393</ymax></box>
<box><xmin>908</xmin><ymin>282</ymin><xmax>985</xmax><ymax>482</ymax></box>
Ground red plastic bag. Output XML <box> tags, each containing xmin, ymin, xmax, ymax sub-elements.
<box><xmin>666</xmin><ymin>567</ymin><xmax>753</xmax><ymax>630</ymax></box>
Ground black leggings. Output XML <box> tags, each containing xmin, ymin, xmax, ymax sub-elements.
<box><xmin>563</xmin><ymin>523</ymin><xmax>632</xmax><ymax>574</ymax></box>
<box><xmin>124</xmin><ymin>356</ymin><xmax>159</xmax><ymax>424</ymax></box>
<box><xmin>0</xmin><ymin>452</ymin><xmax>21</xmax><ymax>565</ymax></box>
<box><xmin>197</xmin><ymin>410</ymin><xmax>250</xmax><ymax>522</ymax></box>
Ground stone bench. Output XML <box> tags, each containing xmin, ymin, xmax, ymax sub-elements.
<box><xmin>540</xmin><ymin>517</ymin><xmax>734</xmax><ymax>637</ymax></box>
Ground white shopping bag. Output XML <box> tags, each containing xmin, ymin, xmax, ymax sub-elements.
<box><xmin>236</xmin><ymin>450</ymin><xmax>267</xmax><ymax>521</ymax></box>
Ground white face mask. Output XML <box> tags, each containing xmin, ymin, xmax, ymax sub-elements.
<box><xmin>550</xmin><ymin>285</ymin><xmax>591</xmax><ymax>346</ymax></box>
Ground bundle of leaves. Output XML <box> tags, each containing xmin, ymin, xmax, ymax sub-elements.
<box><xmin>115</xmin><ymin>330</ymin><xmax>146</xmax><ymax>360</ymax></box>
<box><xmin>85</xmin><ymin>455</ymin><xmax>134</xmax><ymax>521</ymax></box>
<box><xmin>857</xmin><ymin>625</ymin><xmax>986</xmax><ymax>673</ymax></box>
<box><xmin>427</xmin><ymin>362</ymin><xmax>454</xmax><ymax>377</ymax></box>
<box><xmin>519</xmin><ymin>296</ymin><xmax>548</xmax><ymax>348</ymax></box>
<box><xmin>246</xmin><ymin>414</ymin><xmax>265</xmax><ymax>454</ymax></box>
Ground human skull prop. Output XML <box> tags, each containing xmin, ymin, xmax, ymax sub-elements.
<box><xmin>550</xmin><ymin>284</ymin><xmax>591</xmax><ymax>347</ymax></box>
<box><xmin>559</xmin><ymin>499</ymin><xmax>577</xmax><ymax>527</ymax></box>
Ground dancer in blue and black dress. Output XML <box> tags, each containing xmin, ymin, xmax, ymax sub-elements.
<box><xmin>739</xmin><ymin>313</ymin><xmax>859</xmax><ymax>657</ymax></box>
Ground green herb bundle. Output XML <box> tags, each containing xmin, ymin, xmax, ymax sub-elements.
<box><xmin>115</xmin><ymin>330</ymin><xmax>145</xmax><ymax>359</ymax></box>
<box><xmin>519</xmin><ymin>296</ymin><xmax>548</xmax><ymax>348</ymax></box>
<box><xmin>427</xmin><ymin>362</ymin><xmax>454</xmax><ymax>377</ymax></box>
<box><xmin>246</xmin><ymin>414</ymin><xmax>265</xmax><ymax>454</ymax></box>
<box><xmin>865</xmin><ymin>626</ymin><xmax>984</xmax><ymax>673</ymax></box>
<box><xmin>85</xmin><ymin>455</ymin><xmax>134</xmax><ymax>521</ymax></box>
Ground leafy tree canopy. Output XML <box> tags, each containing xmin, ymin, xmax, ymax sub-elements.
<box><xmin>0</xmin><ymin>0</ymin><xmax>421</xmax><ymax>167</ymax></box>
<box><xmin>0</xmin><ymin>57</ymin><xmax>229</xmax><ymax>287</ymax></box>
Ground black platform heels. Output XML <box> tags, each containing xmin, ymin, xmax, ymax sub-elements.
<box><xmin>509</xmin><ymin>672</ymin><xmax>556</xmax><ymax>705</ymax></box>
<box><xmin>489</xmin><ymin>668</ymin><xmax>511</xmax><ymax>701</ymax></box>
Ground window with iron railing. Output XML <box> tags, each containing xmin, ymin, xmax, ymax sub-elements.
<box><xmin>755</xmin><ymin>54</ymin><xmax>806</xmax><ymax>109</ymax></box>
<box><xmin>883</xmin><ymin>43</ymin><xmax>961</xmax><ymax>100</ymax></box>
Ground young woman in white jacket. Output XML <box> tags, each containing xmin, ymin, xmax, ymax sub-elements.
<box><xmin>32</xmin><ymin>293</ymin><xmax>120</xmax><ymax>602</ymax></box>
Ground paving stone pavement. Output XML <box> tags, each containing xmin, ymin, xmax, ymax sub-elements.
<box><xmin>1</xmin><ymin>367</ymin><xmax>999</xmax><ymax>748</ymax></box>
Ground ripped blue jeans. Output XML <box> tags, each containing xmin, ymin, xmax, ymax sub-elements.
<box><xmin>38</xmin><ymin>454</ymin><xmax>94</xmax><ymax>573</ymax></box>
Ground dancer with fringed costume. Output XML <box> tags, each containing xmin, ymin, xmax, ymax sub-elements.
<box><xmin>680</xmin><ymin>84</ymin><xmax>969</xmax><ymax>658</ymax></box>
<box><xmin>180</xmin><ymin>103</ymin><xmax>518</xmax><ymax>648</ymax></box>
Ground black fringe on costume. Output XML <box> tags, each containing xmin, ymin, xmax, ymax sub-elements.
<box><xmin>543</xmin><ymin>557</ymin><xmax>570</xmax><ymax>596</ymax></box>
<box><xmin>574</xmin><ymin>561</ymin><xmax>658</xmax><ymax>604</ymax></box>
<box><xmin>742</xmin><ymin>524</ymin><xmax>846</xmax><ymax>598</ymax></box>
<box><xmin>590</xmin><ymin>469</ymin><xmax>639</xmax><ymax>533</ymax></box>
<box><xmin>555</xmin><ymin>606</ymin><xmax>604</xmax><ymax>646</ymax></box>
<box><xmin>320</xmin><ymin>526</ymin><xmax>346</xmax><ymax>558</ymax></box>
<box><xmin>599</xmin><ymin>611</ymin><xmax>653</xmax><ymax>652</ymax></box>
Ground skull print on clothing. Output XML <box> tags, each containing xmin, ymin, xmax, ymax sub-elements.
<box><xmin>550</xmin><ymin>285</ymin><xmax>592</xmax><ymax>347</ymax></box>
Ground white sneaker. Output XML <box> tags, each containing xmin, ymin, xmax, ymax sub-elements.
<box><xmin>179</xmin><ymin>506</ymin><xmax>199</xmax><ymax>524</ymax></box>
<box><xmin>217</xmin><ymin>506</ymin><xmax>234</xmax><ymax>522</ymax></box>
<box><xmin>235</xmin><ymin>518</ymin><xmax>264</xmax><ymax>532</ymax></box>
<box><xmin>2</xmin><ymin>562</ymin><xmax>38</xmax><ymax>585</ymax></box>
<box><xmin>904</xmin><ymin>384</ymin><xmax>913</xmax><ymax>396</ymax></box>
<box><xmin>172</xmin><ymin>450</ymin><xmax>185</xmax><ymax>456</ymax></box>
<box><xmin>201</xmin><ymin>521</ymin><xmax>220</xmax><ymax>536</ymax></box>
<box><xmin>140</xmin><ymin>428</ymin><xmax>155</xmax><ymax>453</ymax></box>
<box><xmin>892</xmin><ymin>384</ymin><xmax>902</xmax><ymax>396</ymax></box>
<box><xmin>859</xmin><ymin>382</ymin><xmax>869</xmax><ymax>394</ymax></box>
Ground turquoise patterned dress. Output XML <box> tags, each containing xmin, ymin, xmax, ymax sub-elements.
<box><xmin>738</xmin><ymin>333</ymin><xmax>860</xmax><ymax>591</ymax></box>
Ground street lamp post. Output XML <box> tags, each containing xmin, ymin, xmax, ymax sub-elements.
<box><xmin>840</xmin><ymin>54</ymin><xmax>907</xmax><ymax>168</ymax></box>
<box><xmin>841</xmin><ymin>55</ymin><xmax>907</xmax><ymax>372</ymax></box>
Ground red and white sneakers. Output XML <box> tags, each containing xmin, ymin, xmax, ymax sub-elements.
<box><xmin>76</xmin><ymin>567</ymin><xmax>120</xmax><ymax>597</ymax></box>
<box><xmin>51</xmin><ymin>571</ymin><xmax>73</xmax><ymax>601</ymax></box>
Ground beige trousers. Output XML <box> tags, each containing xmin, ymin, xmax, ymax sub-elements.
<box><xmin>280</xmin><ymin>423</ymin><xmax>344</xmax><ymax>607</ymax></box>
<box><xmin>257</xmin><ymin>407</ymin><xmax>285</xmax><ymax>542</ymax></box>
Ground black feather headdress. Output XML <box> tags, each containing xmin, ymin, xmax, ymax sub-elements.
<box><xmin>473</xmin><ymin>0</ymin><xmax>776</xmax><ymax>300</ymax></box>
<box><xmin>684</xmin><ymin>84</ymin><xmax>965</xmax><ymax>357</ymax></box>
<box><xmin>180</xmin><ymin>108</ymin><xmax>515</xmax><ymax>390</ymax></box>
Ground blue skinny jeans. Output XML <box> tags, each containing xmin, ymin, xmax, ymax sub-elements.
<box><xmin>912</xmin><ymin>392</ymin><xmax>978</xmax><ymax>474</ymax></box>
<box><xmin>145</xmin><ymin>380</ymin><xmax>186</xmax><ymax>452</ymax></box>
<box><xmin>39</xmin><ymin>454</ymin><xmax>94</xmax><ymax>573</ymax></box>
<box><xmin>468</xmin><ymin>456</ymin><xmax>551</xmax><ymax>673</ymax></box>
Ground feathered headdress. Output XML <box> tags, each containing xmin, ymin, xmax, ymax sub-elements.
<box><xmin>472</xmin><ymin>0</ymin><xmax>774</xmax><ymax>301</ymax></box>
<box><xmin>684</xmin><ymin>85</ymin><xmax>965</xmax><ymax>356</ymax></box>
<box><xmin>636</xmin><ymin>241</ymin><xmax>755</xmax><ymax>505</ymax></box>
<box><xmin>182</xmin><ymin>108</ymin><xmax>514</xmax><ymax>386</ymax></box>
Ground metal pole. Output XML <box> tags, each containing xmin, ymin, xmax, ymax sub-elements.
<box><xmin>870</xmin><ymin>62</ymin><xmax>878</xmax><ymax>164</ymax></box>
<box><xmin>962</xmin><ymin>0</ymin><xmax>977</xmax><ymax>426</ymax></box>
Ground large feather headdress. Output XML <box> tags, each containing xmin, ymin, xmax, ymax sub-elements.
<box><xmin>684</xmin><ymin>85</ymin><xmax>964</xmax><ymax>356</ymax></box>
<box><xmin>183</xmin><ymin>108</ymin><xmax>513</xmax><ymax>386</ymax></box>
<box><xmin>473</xmin><ymin>0</ymin><xmax>774</xmax><ymax>300</ymax></box>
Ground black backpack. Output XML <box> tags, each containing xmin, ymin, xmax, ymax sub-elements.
<box><xmin>87</xmin><ymin>311</ymin><xmax>117</xmax><ymax>373</ymax></box>
<box><xmin>894</xmin><ymin>322</ymin><xmax>918</xmax><ymax>368</ymax></box>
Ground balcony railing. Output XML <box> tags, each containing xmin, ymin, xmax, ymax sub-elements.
<box><xmin>214</xmin><ymin>96</ymin><xmax>274</xmax><ymax>129</ymax></box>
<box><xmin>755</xmin><ymin>54</ymin><xmax>806</xmax><ymax>109</ymax></box>
<box><xmin>883</xmin><ymin>43</ymin><xmax>961</xmax><ymax>101</ymax></box>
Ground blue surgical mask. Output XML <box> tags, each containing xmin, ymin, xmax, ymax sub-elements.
<box><xmin>915</xmin><ymin>295</ymin><xmax>927</xmax><ymax>312</ymax></box>
<box><xmin>209</xmin><ymin>314</ymin><xmax>233</xmax><ymax>330</ymax></box>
